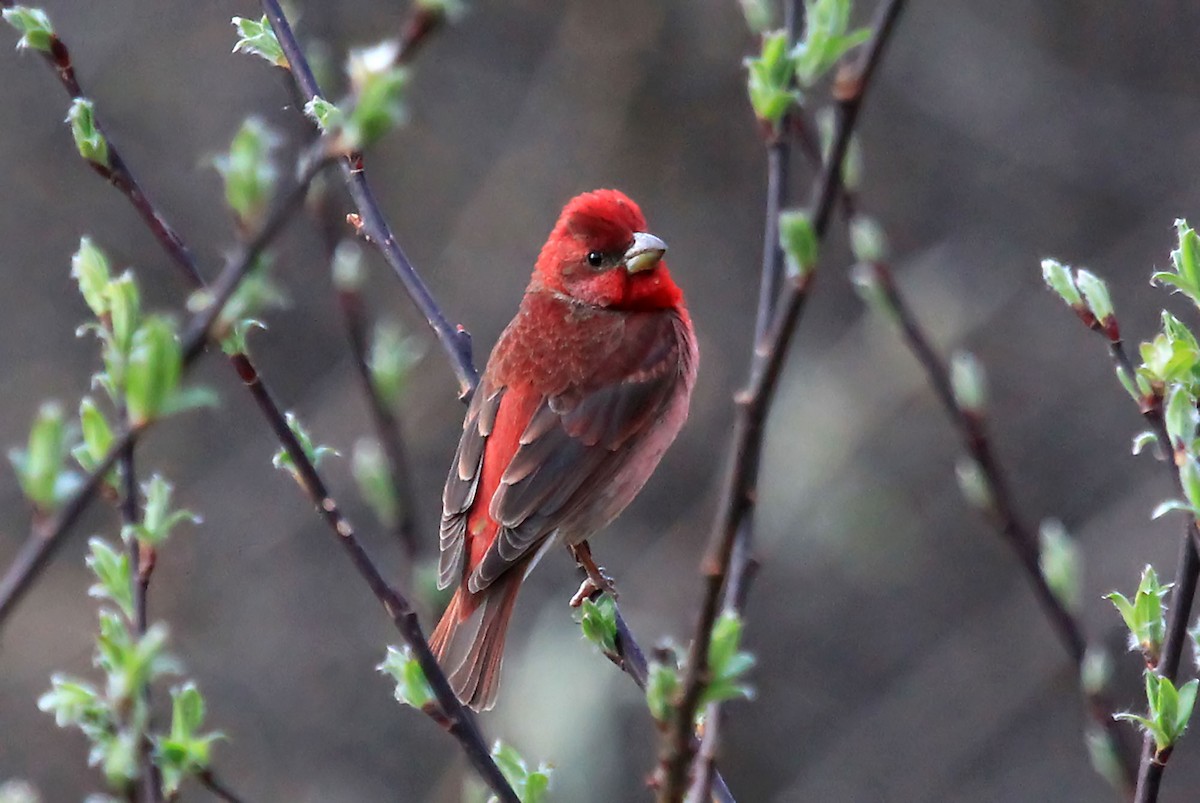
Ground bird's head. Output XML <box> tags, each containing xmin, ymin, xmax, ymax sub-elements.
<box><xmin>532</xmin><ymin>189</ymin><xmax>682</xmax><ymax>311</ymax></box>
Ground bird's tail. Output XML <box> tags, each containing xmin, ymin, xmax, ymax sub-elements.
<box><xmin>430</xmin><ymin>572</ymin><xmax>523</xmax><ymax>712</ymax></box>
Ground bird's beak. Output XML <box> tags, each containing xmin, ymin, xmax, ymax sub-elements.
<box><xmin>624</xmin><ymin>232</ymin><xmax>668</xmax><ymax>274</ymax></box>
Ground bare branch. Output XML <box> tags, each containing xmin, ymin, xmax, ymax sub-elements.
<box><xmin>659</xmin><ymin>3</ymin><xmax>908</xmax><ymax>800</ymax></box>
<box><xmin>0</xmin><ymin>150</ymin><xmax>333</xmax><ymax>626</ymax></box>
<box><xmin>860</xmin><ymin>259</ymin><xmax>1138</xmax><ymax>793</ymax></box>
<box><xmin>259</xmin><ymin>0</ymin><xmax>478</xmax><ymax>399</ymax></box>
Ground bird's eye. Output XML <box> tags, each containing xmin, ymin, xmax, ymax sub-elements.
<box><xmin>586</xmin><ymin>251</ymin><xmax>603</xmax><ymax>267</ymax></box>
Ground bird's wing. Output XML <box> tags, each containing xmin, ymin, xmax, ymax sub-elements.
<box><xmin>438</xmin><ymin>305</ymin><xmax>691</xmax><ymax>594</ymax></box>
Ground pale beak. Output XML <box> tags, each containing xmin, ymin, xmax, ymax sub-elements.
<box><xmin>624</xmin><ymin>232</ymin><xmax>668</xmax><ymax>274</ymax></box>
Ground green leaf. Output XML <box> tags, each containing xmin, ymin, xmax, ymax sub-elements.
<box><xmin>352</xmin><ymin>439</ymin><xmax>398</xmax><ymax>528</ymax></box>
<box><xmin>272</xmin><ymin>412</ymin><xmax>339</xmax><ymax>478</ymax></box>
<box><xmin>792</xmin><ymin>0</ymin><xmax>871</xmax><ymax>88</ymax></box>
<box><xmin>1084</xmin><ymin>727</ymin><xmax>1125</xmax><ymax>792</ymax></box>
<box><xmin>332</xmin><ymin>241</ymin><xmax>365</xmax><ymax>291</ymax></box>
<box><xmin>72</xmin><ymin>237</ymin><xmax>112</xmax><ymax>318</ymax></box>
<box><xmin>950</xmin><ymin>351</ymin><xmax>987</xmax><ymax>414</ymax></box>
<box><xmin>124</xmin><ymin>316</ymin><xmax>182</xmax><ymax>425</ymax></box>
<box><xmin>646</xmin><ymin>660</ymin><xmax>680</xmax><ymax>723</ymax></box>
<box><xmin>700</xmin><ymin>612</ymin><xmax>756</xmax><ymax>709</ymax></box>
<box><xmin>213</xmin><ymin>117</ymin><xmax>279</xmax><ymax>227</ymax></box>
<box><xmin>378</xmin><ymin>645</ymin><xmax>434</xmax><ymax>709</ymax></box>
<box><xmin>3</xmin><ymin>6</ymin><xmax>54</xmax><ymax>53</ymax></box>
<box><xmin>73</xmin><ymin>399</ymin><xmax>114</xmax><ymax>478</ymax></box>
<box><xmin>745</xmin><ymin>30</ymin><xmax>801</xmax><ymax>124</ymax></box>
<box><xmin>1175</xmin><ymin>678</ymin><xmax>1199</xmax><ymax>737</ymax></box>
<box><xmin>576</xmin><ymin>594</ymin><xmax>618</xmax><ymax>655</ymax></box>
<box><xmin>37</xmin><ymin>674</ymin><xmax>106</xmax><ymax>730</ymax></box>
<box><xmin>1132</xmin><ymin>430</ymin><xmax>1159</xmax><ymax>457</ymax></box>
<box><xmin>9</xmin><ymin>401</ymin><xmax>79</xmax><ymax>511</ymax></box>
<box><xmin>1151</xmin><ymin>499</ymin><xmax>1196</xmax><ymax>520</ymax></box>
<box><xmin>1165</xmin><ymin>384</ymin><xmax>1196</xmax><ymax>449</ymax></box>
<box><xmin>304</xmin><ymin>96</ymin><xmax>345</xmax><ymax>133</ymax></box>
<box><xmin>124</xmin><ymin>474</ymin><xmax>201</xmax><ymax>547</ymax></box>
<box><xmin>197</xmin><ymin>253</ymin><xmax>286</xmax><ymax>354</ymax></box>
<box><xmin>85</xmin><ymin>538</ymin><xmax>133</xmax><ymax>621</ymax></box>
<box><xmin>1038</xmin><ymin>519</ymin><xmax>1081</xmax><ymax>613</ymax></box>
<box><xmin>231</xmin><ymin>16</ymin><xmax>287</xmax><ymax>68</ymax></box>
<box><xmin>488</xmin><ymin>741</ymin><xmax>551</xmax><ymax>803</ymax></box>
<box><xmin>849</xmin><ymin>262</ymin><xmax>895</xmax><ymax>319</ymax></box>
<box><xmin>1040</xmin><ymin>258</ymin><xmax>1084</xmax><ymax>309</ymax></box>
<box><xmin>1159</xmin><ymin>219</ymin><xmax>1200</xmax><ymax>306</ymax></box>
<box><xmin>955</xmin><ymin>457</ymin><xmax>993</xmax><ymax>512</ymax></box>
<box><xmin>171</xmin><ymin>682</ymin><xmax>205</xmax><ymax>736</ymax></box>
<box><xmin>1074</xmin><ymin>269</ymin><xmax>1114</xmax><ymax>326</ymax></box>
<box><xmin>1118</xmin><ymin>672</ymin><xmax>1199</xmax><ymax>754</ymax></box>
<box><xmin>65</xmin><ymin>98</ymin><xmax>109</xmax><ymax>168</ymax></box>
<box><xmin>105</xmin><ymin>271</ymin><xmax>141</xmax><ymax>366</ymax></box>
<box><xmin>737</xmin><ymin>0</ymin><xmax>774</xmax><ymax>33</ymax></box>
<box><xmin>849</xmin><ymin>215</ymin><xmax>888</xmax><ymax>263</ymax></box>
<box><xmin>1107</xmin><ymin>566</ymin><xmax>1171</xmax><ymax>663</ymax></box>
<box><xmin>1181</xmin><ymin>456</ymin><xmax>1200</xmax><ymax>514</ymax></box>
<box><xmin>369</xmin><ymin>321</ymin><xmax>421</xmax><ymax>408</ymax></box>
<box><xmin>344</xmin><ymin>45</ymin><xmax>409</xmax><ymax>148</ymax></box>
<box><xmin>778</xmin><ymin>209</ymin><xmax>818</xmax><ymax>280</ymax></box>
<box><xmin>1081</xmin><ymin>647</ymin><xmax>1112</xmax><ymax>696</ymax></box>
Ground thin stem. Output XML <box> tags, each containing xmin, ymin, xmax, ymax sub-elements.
<box><xmin>247</xmin><ymin>6</ymin><xmax>517</xmax><ymax>799</ymax></box>
<box><xmin>863</xmin><ymin>260</ymin><xmax>1138</xmax><ymax>792</ymax></box>
<box><xmin>1</xmin><ymin>11</ymin><xmax>517</xmax><ymax>801</ymax></box>
<box><xmin>261</xmin><ymin>0</ymin><xmax>478</xmax><ymax>399</ymax></box>
<box><xmin>119</xmin><ymin>433</ymin><xmax>161</xmax><ymax>803</ymax></box>
<box><xmin>197</xmin><ymin>769</ymin><xmax>249</xmax><ymax>803</ymax></box>
<box><xmin>658</xmin><ymin>4</ymin><xmax>907</xmax><ymax>800</ymax></box>
<box><xmin>334</xmin><ymin>281</ymin><xmax>422</xmax><ymax>564</ymax></box>
<box><xmin>0</xmin><ymin>153</ymin><xmax>332</xmax><ymax>627</ymax></box>
<box><xmin>1103</xmin><ymin>345</ymin><xmax>1200</xmax><ymax>803</ymax></box>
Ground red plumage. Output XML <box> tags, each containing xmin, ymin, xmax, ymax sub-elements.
<box><xmin>430</xmin><ymin>189</ymin><xmax>697</xmax><ymax>710</ymax></box>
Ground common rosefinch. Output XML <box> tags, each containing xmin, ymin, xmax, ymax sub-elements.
<box><xmin>431</xmin><ymin>189</ymin><xmax>697</xmax><ymax>710</ymax></box>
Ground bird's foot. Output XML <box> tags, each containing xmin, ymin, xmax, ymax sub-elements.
<box><xmin>568</xmin><ymin>541</ymin><xmax>620</xmax><ymax>607</ymax></box>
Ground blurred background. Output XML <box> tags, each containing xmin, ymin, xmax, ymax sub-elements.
<box><xmin>3</xmin><ymin>1</ymin><xmax>1200</xmax><ymax>800</ymax></box>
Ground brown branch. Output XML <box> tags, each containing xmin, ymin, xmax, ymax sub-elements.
<box><xmin>260</xmin><ymin>0</ymin><xmax>477</xmax><ymax>400</ymax></box>
<box><xmin>0</xmin><ymin>8</ymin><xmax>517</xmax><ymax>799</ymax></box>
<box><xmin>1097</xmin><ymin>341</ymin><xmax>1200</xmax><ymax>803</ymax></box>
<box><xmin>395</xmin><ymin>5</ymin><xmax>445</xmax><ymax>66</ymax></box>
<box><xmin>690</xmin><ymin>4</ymin><xmax>806</xmax><ymax>798</ymax></box>
<box><xmin>244</xmin><ymin>6</ymin><xmax>521</xmax><ymax>800</ymax></box>
<box><xmin>197</xmin><ymin>769</ymin><xmax>249</xmax><ymax>803</ymax></box>
<box><xmin>334</xmin><ymin>275</ymin><xmax>422</xmax><ymax>564</ymax></box>
<box><xmin>118</xmin><ymin>435</ymin><xmax>162</xmax><ymax>803</ymax></box>
<box><xmin>0</xmin><ymin>151</ymin><xmax>333</xmax><ymax>626</ymax></box>
<box><xmin>658</xmin><ymin>3</ymin><xmax>907</xmax><ymax>800</ymax></box>
<box><xmin>861</xmin><ymin>259</ymin><xmax>1138</xmax><ymax>794</ymax></box>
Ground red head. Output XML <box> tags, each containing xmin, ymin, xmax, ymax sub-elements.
<box><xmin>532</xmin><ymin>189</ymin><xmax>683</xmax><ymax>311</ymax></box>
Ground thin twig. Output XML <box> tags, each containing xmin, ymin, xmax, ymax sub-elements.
<box><xmin>245</xmin><ymin>6</ymin><xmax>521</xmax><ymax>800</ymax></box>
<box><xmin>197</xmin><ymin>769</ymin><xmax>249</xmax><ymax>803</ymax></box>
<box><xmin>334</xmin><ymin>279</ymin><xmax>422</xmax><ymax>564</ymax></box>
<box><xmin>260</xmin><ymin>0</ymin><xmax>477</xmax><ymax>400</ymax></box>
<box><xmin>659</xmin><ymin>3</ymin><xmax>907</xmax><ymax>800</ymax></box>
<box><xmin>1102</xmin><ymin>340</ymin><xmax>1200</xmax><ymax>803</ymax></box>
<box><xmin>689</xmin><ymin>5</ymin><xmax>806</xmax><ymax>799</ymax></box>
<box><xmin>118</xmin><ymin>435</ymin><xmax>161</xmax><ymax>803</ymax></box>
<box><xmin>0</xmin><ymin>151</ymin><xmax>333</xmax><ymax>626</ymax></box>
<box><xmin>0</xmin><ymin>10</ymin><xmax>518</xmax><ymax>800</ymax></box>
<box><xmin>862</xmin><ymin>259</ymin><xmax>1138</xmax><ymax>793</ymax></box>
<box><xmin>395</xmin><ymin>5</ymin><xmax>445</xmax><ymax>65</ymax></box>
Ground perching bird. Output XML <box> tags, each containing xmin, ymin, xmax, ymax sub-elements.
<box><xmin>430</xmin><ymin>189</ymin><xmax>698</xmax><ymax>710</ymax></box>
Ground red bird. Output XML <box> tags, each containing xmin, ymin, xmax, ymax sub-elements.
<box><xmin>430</xmin><ymin>189</ymin><xmax>698</xmax><ymax>710</ymax></box>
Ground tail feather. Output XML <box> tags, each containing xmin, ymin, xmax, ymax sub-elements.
<box><xmin>432</xmin><ymin>572</ymin><xmax>523</xmax><ymax>712</ymax></box>
<box><xmin>430</xmin><ymin>586</ymin><xmax>467</xmax><ymax>659</ymax></box>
